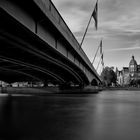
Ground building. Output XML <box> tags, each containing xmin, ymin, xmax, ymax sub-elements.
<box><xmin>116</xmin><ymin>68</ymin><xmax>122</xmax><ymax>85</ymax></box>
<box><xmin>116</xmin><ymin>56</ymin><xmax>140</xmax><ymax>86</ymax></box>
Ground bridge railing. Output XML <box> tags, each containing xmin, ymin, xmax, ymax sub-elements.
<box><xmin>34</xmin><ymin>0</ymin><xmax>99</xmax><ymax>78</ymax></box>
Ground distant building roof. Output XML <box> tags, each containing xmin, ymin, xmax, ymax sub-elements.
<box><xmin>123</xmin><ymin>67</ymin><xmax>129</xmax><ymax>72</ymax></box>
<box><xmin>118</xmin><ymin>70</ymin><xmax>123</xmax><ymax>75</ymax></box>
<box><xmin>129</xmin><ymin>55</ymin><xmax>137</xmax><ymax>66</ymax></box>
<box><xmin>123</xmin><ymin>67</ymin><xmax>128</xmax><ymax>70</ymax></box>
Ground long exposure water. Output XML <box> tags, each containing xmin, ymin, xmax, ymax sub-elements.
<box><xmin>0</xmin><ymin>90</ymin><xmax>140</xmax><ymax>140</ymax></box>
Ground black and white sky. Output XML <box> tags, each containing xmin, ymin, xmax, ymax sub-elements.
<box><xmin>52</xmin><ymin>0</ymin><xmax>140</xmax><ymax>72</ymax></box>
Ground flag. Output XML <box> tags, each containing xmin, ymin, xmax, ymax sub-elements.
<box><xmin>100</xmin><ymin>40</ymin><xmax>102</xmax><ymax>54</ymax></box>
<box><xmin>92</xmin><ymin>0</ymin><xmax>98</xmax><ymax>30</ymax></box>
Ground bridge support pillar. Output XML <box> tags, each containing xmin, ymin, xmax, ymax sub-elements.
<box><xmin>59</xmin><ymin>82</ymin><xmax>71</xmax><ymax>90</ymax></box>
<box><xmin>79</xmin><ymin>83</ymin><xmax>85</xmax><ymax>89</ymax></box>
<box><xmin>59</xmin><ymin>82</ymin><xmax>85</xmax><ymax>90</ymax></box>
<box><xmin>43</xmin><ymin>82</ymin><xmax>48</xmax><ymax>87</ymax></box>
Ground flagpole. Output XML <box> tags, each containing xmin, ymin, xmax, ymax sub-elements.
<box><xmin>80</xmin><ymin>0</ymin><xmax>98</xmax><ymax>49</ymax></box>
<box><xmin>92</xmin><ymin>44</ymin><xmax>100</xmax><ymax>65</ymax></box>
<box><xmin>92</xmin><ymin>39</ymin><xmax>102</xmax><ymax>65</ymax></box>
<box><xmin>80</xmin><ymin>15</ymin><xmax>92</xmax><ymax>49</ymax></box>
<box><xmin>96</xmin><ymin>50</ymin><xmax>103</xmax><ymax>72</ymax></box>
<box><xmin>96</xmin><ymin>56</ymin><xmax>101</xmax><ymax>71</ymax></box>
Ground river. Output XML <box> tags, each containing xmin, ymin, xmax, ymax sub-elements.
<box><xmin>0</xmin><ymin>90</ymin><xmax>140</xmax><ymax>140</ymax></box>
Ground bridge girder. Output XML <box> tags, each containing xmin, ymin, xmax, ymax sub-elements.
<box><xmin>0</xmin><ymin>0</ymin><xmax>102</xmax><ymax>86</ymax></box>
<box><xmin>0</xmin><ymin>8</ymin><xmax>90</xmax><ymax>85</ymax></box>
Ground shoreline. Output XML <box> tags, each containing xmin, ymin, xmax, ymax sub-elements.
<box><xmin>1</xmin><ymin>86</ymin><xmax>140</xmax><ymax>96</ymax></box>
<box><xmin>0</xmin><ymin>86</ymin><xmax>100</xmax><ymax>95</ymax></box>
<box><xmin>103</xmin><ymin>87</ymin><xmax>140</xmax><ymax>91</ymax></box>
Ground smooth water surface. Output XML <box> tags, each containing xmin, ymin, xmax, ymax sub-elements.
<box><xmin>0</xmin><ymin>90</ymin><xmax>140</xmax><ymax>140</ymax></box>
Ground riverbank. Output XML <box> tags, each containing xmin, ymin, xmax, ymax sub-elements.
<box><xmin>0</xmin><ymin>87</ymin><xmax>58</xmax><ymax>95</ymax></box>
<box><xmin>0</xmin><ymin>86</ymin><xmax>101</xmax><ymax>95</ymax></box>
<box><xmin>1</xmin><ymin>86</ymin><xmax>140</xmax><ymax>96</ymax></box>
<box><xmin>103</xmin><ymin>87</ymin><xmax>140</xmax><ymax>91</ymax></box>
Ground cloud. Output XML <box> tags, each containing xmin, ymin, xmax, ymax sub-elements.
<box><xmin>106</xmin><ymin>46</ymin><xmax>140</xmax><ymax>52</ymax></box>
<box><xmin>106</xmin><ymin>41</ymin><xmax>140</xmax><ymax>53</ymax></box>
<box><xmin>96</xmin><ymin>0</ymin><xmax>140</xmax><ymax>41</ymax></box>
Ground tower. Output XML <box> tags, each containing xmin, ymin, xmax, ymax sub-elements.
<box><xmin>129</xmin><ymin>55</ymin><xmax>137</xmax><ymax>79</ymax></box>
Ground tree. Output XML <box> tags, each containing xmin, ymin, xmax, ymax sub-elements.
<box><xmin>101</xmin><ymin>66</ymin><xmax>117</xmax><ymax>86</ymax></box>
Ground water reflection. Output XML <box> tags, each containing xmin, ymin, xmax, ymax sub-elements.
<box><xmin>0</xmin><ymin>91</ymin><xmax>140</xmax><ymax>140</ymax></box>
<box><xmin>92</xmin><ymin>90</ymin><xmax>140</xmax><ymax>140</ymax></box>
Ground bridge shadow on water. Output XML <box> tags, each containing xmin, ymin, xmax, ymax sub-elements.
<box><xmin>0</xmin><ymin>92</ymin><xmax>98</xmax><ymax>140</ymax></box>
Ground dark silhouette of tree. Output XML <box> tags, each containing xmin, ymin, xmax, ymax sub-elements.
<box><xmin>130</xmin><ymin>79</ymin><xmax>140</xmax><ymax>87</ymax></box>
<box><xmin>101</xmin><ymin>66</ymin><xmax>117</xmax><ymax>86</ymax></box>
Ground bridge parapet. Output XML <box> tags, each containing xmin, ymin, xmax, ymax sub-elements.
<box><xmin>34</xmin><ymin>0</ymin><xmax>100</xmax><ymax>81</ymax></box>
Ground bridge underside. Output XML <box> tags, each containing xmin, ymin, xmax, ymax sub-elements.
<box><xmin>0</xmin><ymin>8</ymin><xmax>90</xmax><ymax>86</ymax></box>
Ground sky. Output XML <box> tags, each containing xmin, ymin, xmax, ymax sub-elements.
<box><xmin>52</xmin><ymin>0</ymin><xmax>140</xmax><ymax>73</ymax></box>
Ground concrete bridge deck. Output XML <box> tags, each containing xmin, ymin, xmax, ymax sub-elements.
<box><xmin>0</xmin><ymin>0</ymin><xmax>101</xmax><ymax>87</ymax></box>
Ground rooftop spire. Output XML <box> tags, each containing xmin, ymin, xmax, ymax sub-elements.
<box><xmin>132</xmin><ymin>55</ymin><xmax>134</xmax><ymax>59</ymax></box>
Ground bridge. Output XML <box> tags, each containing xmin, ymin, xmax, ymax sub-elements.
<box><xmin>0</xmin><ymin>0</ymin><xmax>101</xmax><ymax>88</ymax></box>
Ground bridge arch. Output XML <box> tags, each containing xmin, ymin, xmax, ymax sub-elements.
<box><xmin>91</xmin><ymin>79</ymin><xmax>98</xmax><ymax>86</ymax></box>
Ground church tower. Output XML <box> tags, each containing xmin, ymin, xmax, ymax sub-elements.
<box><xmin>129</xmin><ymin>55</ymin><xmax>137</xmax><ymax>79</ymax></box>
